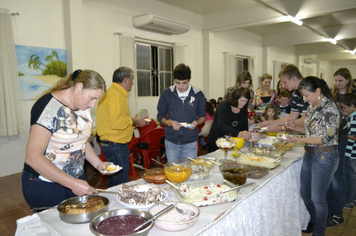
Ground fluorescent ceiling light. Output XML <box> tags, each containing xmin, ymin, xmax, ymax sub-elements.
<box><xmin>327</xmin><ymin>38</ymin><xmax>337</xmax><ymax>45</ymax></box>
<box><xmin>285</xmin><ymin>15</ymin><xmax>303</xmax><ymax>26</ymax></box>
<box><xmin>349</xmin><ymin>50</ymin><xmax>356</xmax><ymax>55</ymax></box>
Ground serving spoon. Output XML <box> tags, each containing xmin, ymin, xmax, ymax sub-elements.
<box><xmin>148</xmin><ymin>198</ymin><xmax>195</xmax><ymax>216</ymax></box>
<box><xmin>133</xmin><ymin>204</ymin><xmax>175</xmax><ymax>232</ymax></box>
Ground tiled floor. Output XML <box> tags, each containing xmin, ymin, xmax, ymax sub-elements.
<box><xmin>1</xmin><ymin>149</ymin><xmax>356</xmax><ymax>236</ymax></box>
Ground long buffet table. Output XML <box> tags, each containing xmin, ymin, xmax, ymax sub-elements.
<box><xmin>15</xmin><ymin>145</ymin><xmax>310</xmax><ymax>236</ymax></box>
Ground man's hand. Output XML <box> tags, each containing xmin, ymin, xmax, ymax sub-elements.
<box><xmin>133</xmin><ymin>117</ymin><xmax>147</xmax><ymax>127</ymax></box>
<box><xmin>169</xmin><ymin>120</ymin><xmax>182</xmax><ymax>131</ymax></box>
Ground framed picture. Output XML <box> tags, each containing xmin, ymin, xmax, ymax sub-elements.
<box><xmin>15</xmin><ymin>45</ymin><xmax>66</xmax><ymax>101</ymax></box>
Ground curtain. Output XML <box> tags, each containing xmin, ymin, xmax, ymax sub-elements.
<box><xmin>273</xmin><ymin>61</ymin><xmax>282</xmax><ymax>90</ymax></box>
<box><xmin>119</xmin><ymin>34</ymin><xmax>137</xmax><ymax>117</ymax></box>
<box><xmin>0</xmin><ymin>8</ymin><xmax>24</xmax><ymax>136</ymax></box>
<box><xmin>224</xmin><ymin>53</ymin><xmax>235</xmax><ymax>89</ymax></box>
<box><xmin>248</xmin><ymin>56</ymin><xmax>255</xmax><ymax>83</ymax></box>
<box><xmin>173</xmin><ymin>43</ymin><xmax>185</xmax><ymax>66</ymax></box>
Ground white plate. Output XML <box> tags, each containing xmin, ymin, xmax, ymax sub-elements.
<box><xmin>180</xmin><ymin>122</ymin><xmax>192</xmax><ymax>128</ymax></box>
<box><xmin>144</xmin><ymin>118</ymin><xmax>151</xmax><ymax>122</ymax></box>
<box><xmin>99</xmin><ymin>165</ymin><xmax>123</xmax><ymax>174</ymax></box>
<box><xmin>116</xmin><ymin>190</ymin><xmax>168</xmax><ymax>209</ymax></box>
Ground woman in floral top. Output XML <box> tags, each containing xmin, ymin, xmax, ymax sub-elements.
<box><xmin>252</xmin><ymin>73</ymin><xmax>279</xmax><ymax>111</ymax></box>
<box><xmin>285</xmin><ymin>76</ymin><xmax>341</xmax><ymax>236</ymax></box>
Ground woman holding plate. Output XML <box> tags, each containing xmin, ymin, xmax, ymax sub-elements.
<box><xmin>207</xmin><ymin>88</ymin><xmax>260</xmax><ymax>153</ymax></box>
<box><xmin>22</xmin><ymin>70</ymin><xmax>113</xmax><ymax>209</ymax></box>
<box><xmin>285</xmin><ymin>76</ymin><xmax>341</xmax><ymax>236</ymax></box>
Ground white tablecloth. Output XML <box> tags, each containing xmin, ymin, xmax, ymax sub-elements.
<box><xmin>16</xmin><ymin>146</ymin><xmax>309</xmax><ymax>236</ymax></box>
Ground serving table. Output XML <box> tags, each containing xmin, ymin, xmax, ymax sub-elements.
<box><xmin>15</xmin><ymin>145</ymin><xmax>309</xmax><ymax>236</ymax></box>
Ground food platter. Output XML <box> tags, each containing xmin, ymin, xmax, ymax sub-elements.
<box><xmin>116</xmin><ymin>183</ymin><xmax>168</xmax><ymax>209</ymax></box>
<box><xmin>171</xmin><ymin>180</ymin><xmax>238</xmax><ymax>207</ymax></box>
<box><xmin>235</xmin><ymin>154</ymin><xmax>281</xmax><ymax>169</ymax></box>
<box><xmin>116</xmin><ymin>190</ymin><xmax>168</xmax><ymax>209</ymax></box>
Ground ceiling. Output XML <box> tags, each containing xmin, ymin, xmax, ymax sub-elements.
<box><xmin>156</xmin><ymin>0</ymin><xmax>356</xmax><ymax>61</ymax></box>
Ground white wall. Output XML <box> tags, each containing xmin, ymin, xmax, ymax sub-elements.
<box><xmin>0</xmin><ymin>0</ymin><xmax>65</xmax><ymax>177</ymax></box>
<box><xmin>0</xmin><ymin>0</ymin><xmax>203</xmax><ymax>177</ymax></box>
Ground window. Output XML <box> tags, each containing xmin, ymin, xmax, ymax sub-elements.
<box><xmin>236</xmin><ymin>57</ymin><xmax>248</xmax><ymax>76</ymax></box>
<box><xmin>136</xmin><ymin>42</ymin><xmax>173</xmax><ymax>97</ymax></box>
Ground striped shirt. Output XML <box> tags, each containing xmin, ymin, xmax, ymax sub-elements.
<box><xmin>345</xmin><ymin>111</ymin><xmax>356</xmax><ymax>159</ymax></box>
<box><xmin>291</xmin><ymin>90</ymin><xmax>308</xmax><ymax>117</ymax></box>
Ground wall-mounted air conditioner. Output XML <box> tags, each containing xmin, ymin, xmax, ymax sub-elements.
<box><xmin>133</xmin><ymin>14</ymin><xmax>191</xmax><ymax>35</ymax></box>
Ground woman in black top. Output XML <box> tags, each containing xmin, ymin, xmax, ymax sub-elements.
<box><xmin>207</xmin><ymin>88</ymin><xmax>253</xmax><ymax>153</ymax></box>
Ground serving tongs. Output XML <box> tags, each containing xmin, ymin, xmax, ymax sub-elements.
<box><xmin>165</xmin><ymin>180</ymin><xmax>187</xmax><ymax>198</ymax></box>
<box><xmin>187</xmin><ymin>157</ymin><xmax>221</xmax><ymax>166</ymax></box>
<box><xmin>221</xmin><ymin>182</ymin><xmax>256</xmax><ymax>194</ymax></box>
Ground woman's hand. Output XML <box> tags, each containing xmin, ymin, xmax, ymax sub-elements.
<box><xmin>250</xmin><ymin>132</ymin><xmax>261</xmax><ymax>143</ymax></box>
<box><xmin>96</xmin><ymin>161</ymin><xmax>117</xmax><ymax>175</ymax></box>
<box><xmin>71</xmin><ymin>179</ymin><xmax>98</xmax><ymax>196</ymax></box>
<box><xmin>284</xmin><ymin>136</ymin><xmax>298</xmax><ymax>143</ymax></box>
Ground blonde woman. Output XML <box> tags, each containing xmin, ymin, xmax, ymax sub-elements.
<box><xmin>252</xmin><ymin>73</ymin><xmax>279</xmax><ymax>111</ymax></box>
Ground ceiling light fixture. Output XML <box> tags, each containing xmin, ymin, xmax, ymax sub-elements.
<box><xmin>285</xmin><ymin>15</ymin><xmax>303</xmax><ymax>26</ymax></box>
<box><xmin>252</xmin><ymin>0</ymin><xmax>354</xmax><ymax>52</ymax></box>
<box><xmin>327</xmin><ymin>38</ymin><xmax>337</xmax><ymax>45</ymax></box>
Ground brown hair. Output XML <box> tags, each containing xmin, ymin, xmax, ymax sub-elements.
<box><xmin>331</xmin><ymin>68</ymin><xmax>353</xmax><ymax>98</ymax></box>
<box><xmin>279</xmin><ymin>90</ymin><xmax>290</xmax><ymax>99</ymax></box>
<box><xmin>229</xmin><ymin>87</ymin><xmax>251</xmax><ymax>108</ymax></box>
<box><xmin>278</xmin><ymin>64</ymin><xmax>303</xmax><ymax>80</ymax></box>
<box><xmin>263</xmin><ymin>104</ymin><xmax>278</xmax><ymax>120</ymax></box>
<box><xmin>46</xmin><ymin>70</ymin><xmax>106</xmax><ymax>94</ymax></box>
<box><xmin>236</xmin><ymin>71</ymin><xmax>253</xmax><ymax>90</ymax></box>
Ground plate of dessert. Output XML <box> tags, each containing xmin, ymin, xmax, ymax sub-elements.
<box><xmin>116</xmin><ymin>183</ymin><xmax>168</xmax><ymax>209</ymax></box>
<box><xmin>171</xmin><ymin>180</ymin><xmax>238</xmax><ymax>207</ymax></box>
<box><xmin>100</xmin><ymin>163</ymin><xmax>122</xmax><ymax>174</ymax></box>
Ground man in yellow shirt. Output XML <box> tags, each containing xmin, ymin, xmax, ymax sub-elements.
<box><xmin>97</xmin><ymin>67</ymin><xmax>146</xmax><ymax>187</ymax></box>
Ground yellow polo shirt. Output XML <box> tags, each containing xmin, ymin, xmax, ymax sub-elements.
<box><xmin>96</xmin><ymin>83</ymin><xmax>133</xmax><ymax>144</ymax></box>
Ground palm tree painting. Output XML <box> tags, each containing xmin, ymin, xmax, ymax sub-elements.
<box><xmin>16</xmin><ymin>45</ymin><xmax>66</xmax><ymax>101</ymax></box>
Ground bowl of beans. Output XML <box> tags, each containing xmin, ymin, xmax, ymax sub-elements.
<box><xmin>90</xmin><ymin>208</ymin><xmax>154</xmax><ymax>236</ymax></box>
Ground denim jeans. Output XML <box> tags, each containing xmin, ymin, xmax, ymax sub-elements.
<box><xmin>300</xmin><ymin>149</ymin><xmax>339</xmax><ymax>236</ymax></box>
<box><xmin>327</xmin><ymin>129</ymin><xmax>347</xmax><ymax>217</ymax></box>
<box><xmin>345</xmin><ymin>157</ymin><xmax>356</xmax><ymax>204</ymax></box>
<box><xmin>21</xmin><ymin>171</ymin><xmax>86</xmax><ymax>209</ymax></box>
<box><xmin>165</xmin><ymin>140</ymin><xmax>197</xmax><ymax>162</ymax></box>
<box><xmin>101</xmin><ymin>142</ymin><xmax>129</xmax><ymax>188</ymax></box>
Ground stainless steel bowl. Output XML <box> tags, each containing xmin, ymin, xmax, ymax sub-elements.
<box><xmin>90</xmin><ymin>209</ymin><xmax>154</xmax><ymax>236</ymax></box>
<box><xmin>57</xmin><ymin>195</ymin><xmax>109</xmax><ymax>224</ymax></box>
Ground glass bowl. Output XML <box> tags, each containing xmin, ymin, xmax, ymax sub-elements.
<box><xmin>189</xmin><ymin>163</ymin><xmax>210</xmax><ymax>180</ymax></box>
<box><xmin>164</xmin><ymin>159</ymin><xmax>192</xmax><ymax>183</ymax></box>
<box><xmin>142</xmin><ymin>168</ymin><xmax>167</xmax><ymax>184</ymax></box>
<box><xmin>216</xmin><ymin>137</ymin><xmax>236</xmax><ymax>151</ymax></box>
<box><xmin>219</xmin><ymin>162</ymin><xmax>251</xmax><ymax>185</ymax></box>
<box><xmin>148</xmin><ymin>201</ymin><xmax>200</xmax><ymax>231</ymax></box>
<box><xmin>273</xmin><ymin>142</ymin><xmax>294</xmax><ymax>151</ymax></box>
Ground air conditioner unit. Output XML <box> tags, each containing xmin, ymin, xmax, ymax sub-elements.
<box><xmin>133</xmin><ymin>14</ymin><xmax>191</xmax><ymax>35</ymax></box>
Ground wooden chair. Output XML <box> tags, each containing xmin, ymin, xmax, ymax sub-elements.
<box><xmin>133</xmin><ymin>128</ymin><xmax>165</xmax><ymax>169</ymax></box>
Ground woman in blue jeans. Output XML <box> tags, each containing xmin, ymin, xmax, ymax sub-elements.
<box><xmin>286</xmin><ymin>76</ymin><xmax>341</xmax><ymax>236</ymax></box>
